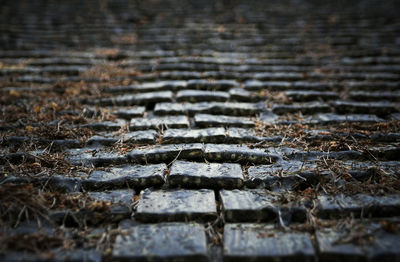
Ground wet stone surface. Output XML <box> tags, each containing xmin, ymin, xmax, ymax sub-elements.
<box><xmin>112</xmin><ymin>223</ymin><xmax>208</xmax><ymax>262</ymax></box>
<box><xmin>317</xmin><ymin>194</ymin><xmax>400</xmax><ymax>219</ymax></box>
<box><xmin>82</xmin><ymin>164</ymin><xmax>166</xmax><ymax>190</ymax></box>
<box><xmin>316</xmin><ymin>221</ymin><xmax>400</xmax><ymax>262</ymax></box>
<box><xmin>220</xmin><ymin>189</ymin><xmax>307</xmax><ymax>223</ymax></box>
<box><xmin>223</xmin><ymin>224</ymin><xmax>315</xmax><ymax>262</ymax></box>
<box><xmin>135</xmin><ymin>189</ymin><xmax>217</xmax><ymax>222</ymax></box>
<box><xmin>169</xmin><ymin>161</ymin><xmax>244</xmax><ymax>189</ymax></box>
<box><xmin>161</xmin><ymin>128</ymin><xmax>226</xmax><ymax>144</ymax></box>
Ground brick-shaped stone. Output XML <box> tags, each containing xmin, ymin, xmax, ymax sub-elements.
<box><xmin>194</xmin><ymin>114</ymin><xmax>255</xmax><ymax>128</ymax></box>
<box><xmin>135</xmin><ymin>189</ymin><xmax>217</xmax><ymax>222</ymax></box>
<box><xmin>169</xmin><ymin>161</ymin><xmax>243</xmax><ymax>189</ymax></box>
<box><xmin>223</xmin><ymin>224</ymin><xmax>315</xmax><ymax>262</ymax></box>
<box><xmin>112</xmin><ymin>223</ymin><xmax>208</xmax><ymax>262</ymax></box>
<box><xmin>130</xmin><ymin>115</ymin><xmax>189</xmax><ymax>130</ymax></box>
<box><xmin>162</xmin><ymin>128</ymin><xmax>226</xmax><ymax>144</ymax></box>
<box><xmin>176</xmin><ymin>90</ymin><xmax>229</xmax><ymax>102</ymax></box>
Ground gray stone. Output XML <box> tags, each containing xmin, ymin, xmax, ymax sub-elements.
<box><xmin>112</xmin><ymin>223</ymin><xmax>208</xmax><ymax>262</ymax></box>
<box><xmin>80</xmin><ymin>120</ymin><xmax>124</xmax><ymax>131</ymax></box>
<box><xmin>331</xmin><ymin>100</ymin><xmax>398</xmax><ymax>116</ymax></box>
<box><xmin>130</xmin><ymin>115</ymin><xmax>189</xmax><ymax>130</ymax></box>
<box><xmin>254</xmin><ymin>72</ymin><xmax>303</xmax><ymax>81</ymax></box>
<box><xmin>368</xmin><ymin>145</ymin><xmax>400</xmax><ymax>161</ymax></box>
<box><xmin>154</xmin><ymin>102</ymin><xmax>186</xmax><ymax>115</ymax></box>
<box><xmin>187</xmin><ymin>79</ymin><xmax>239</xmax><ymax>90</ymax></box>
<box><xmin>128</xmin><ymin>143</ymin><xmax>204</xmax><ymax>164</ymax></box>
<box><xmin>135</xmin><ymin>189</ymin><xmax>217</xmax><ymax>222</ymax></box>
<box><xmin>194</xmin><ymin>114</ymin><xmax>255</xmax><ymax>128</ymax></box>
<box><xmin>314</xmin><ymin>113</ymin><xmax>384</xmax><ymax>124</ymax></box>
<box><xmin>82</xmin><ymin>164</ymin><xmax>166</xmax><ymax>190</ymax></box>
<box><xmin>162</xmin><ymin>128</ymin><xmax>226</xmax><ymax>144</ymax></box>
<box><xmin>1</xmin><ymin>249</ymin><xmax>102</xmax><ymax>262</ymax></box>
<box><xmin>223</xmin><ymin>224</ymin><xmax>315</xmax><ymax>262</ymax></box>
<box><xmin>285</xmin><ymin>90</ymin><xmax>339</xmax><ymax>101</ymax></box>
<box><xmin>169</xmin><ymin>161</ymin><xmax>244</xmax><ymax>189</ymax></box>
<box><xmin>92</xmin><ymin>91</ymin><xmax>173</xmax><ymax>106</ymax></box>
<box><xmin>272</xmin><ymin>102</ymin><xmax>331</xmax><ymax>115</ymax></box>
<box><xmin>226</xmin><ymin>128</ymin><xmax>263</xmax><ymax>143</ymax></box>
<box><xmin>317</xmin><ymin>194</ymin><xmax>400</xmax><ymax>219</ymax></box>
<box><xmin>316</xmin><ymin>221</ymin><xmax>400</xmax><ymax>262</ymax></box>
<box><xmin>205</xmin><ymin>144</ymin><xmax>280</xmax><ymax>164</ymax></box>
<box><xmin>348</xmin><ymin>91</ymin><xmax>400</xmax><ymax>102</ymax></box>
<box><xmin>229</xmin><ymin>88</ymin><xmax>256</xmax><ymax>102</ymax></box>
<box><xmin>244</xmin><ymin>80</ymin><xmax>292</xmax><ymax>91</ymax></box>
<box><xmin>220</xmin><ymin>189</ymin><xmax>307</xmax><ymax>223</ymax></box>
<box><xmin>176</xmin><ymin>90</ymin><xmax>229</xmax><ymax>102</ymax></box>
<box><xmin>66</xmin><ymin>148</ymin><xmax>128</xmax><ymax>167</ymax></box>
<box><xmin>246</xmin><ymin>161</ymin><xmax>324</xmax><ymax>190</ymax></box>
<box><xmin>111</xmin><ymin>107</ymin><xmax>146</xmax><ymax>119</ymax></box>
<box><xmin>88</xmin><ymin>189</ymin><xmax>134</xmax><ymax>214</ymax></box>
<box><xmin>85</xmin><ymin>135</ymin><xmax>118</xmax><ymax>147</ymax></box>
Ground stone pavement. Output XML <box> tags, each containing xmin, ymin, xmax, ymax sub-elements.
<box><xmin>1</xmin><ymin>0</ymin><xmax>400</xmax><ymax>261</ymax></box>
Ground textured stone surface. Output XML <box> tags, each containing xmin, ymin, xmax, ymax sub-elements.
<box><xmin>128</xmin><ymin>143</ymin><xmax>204</xmax><ymax>164</ymax></box>
<box><xmin>135</xmin><ymin>189</ymin><xmax>217</xmax><ymax>222</ymax></box>
<box><xmin>194</xmin><ymin>114</ymin><xmax>255</xmax><ymax>128</ymax></box>
<box><xmin>317</xmin><ymin>194</ymin><xmax>400</xmax><ymax>219</ymax></box>
<box><xmin>205</xmin><ymin>144</ymin><xmax>280</xmax><ymax>164</ymax></box>
<box><xmin>66</xmin><ymin>148</ymin><xmax>128</xmax><ymax>167</ymax></box>
<box><xmin>130</xmin><ymin>115</ymin><xmax>189</xmax><ymax>130</ymax></box>
<box><xmin>82</xmin><ymin>164</ymin><xmax>166</xmax><ymax>190</ymax></box>
<box><xmin>220</xmin><ymin>189</ymin><xmax>307</xmax><ymax>223</ymax></box>
<box><xmin>169</xmin><ymin>161</ymin><xmax>244</xmax><ymax>189</ymax></box>
<box><xmin>316</xmin><ymin>221</ymin><xmax>400</xmax><ymax>262</ymax></box>
<box><xmin>223</xmin><ymin>224</ymin><xmax>315</xmax><ymax>262</ymax></box>
<box><xmin>176</xmin><ymin>89</ymin><xmax>229</xmax><ymax>102</ymax></box>
<box><xmin>162</xmin><ymin>128</ymin><xmax>226</xmax><ymax>144</ymax></box>
<box><xmin>113</xmin><ymin>223</ymin><xmax>208</xmax><ymax>262</ymax></box>
<box><xmin>272</xmin><ymin>102</ymin><xmax>331</xmax><ymax>114</ymax></box>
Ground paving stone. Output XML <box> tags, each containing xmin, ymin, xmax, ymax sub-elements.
<box><xmin>128</xmin><ymin>143</ymin><xmax>204</xmax><ymax>164</ymax></box>
<box><xmin>226</xmin><ymin>127</ymin><xmax>263</xmax><ymax>143</ymax></box>
<box><xmin>244</xmin><ymin>80</ymin><xmax>292</xmax><ymax>91</ymax></box>
<box><xmin>80</xmin><ymin>120</ymin><xmax>124</xmax><ymax>131</ymax></box>
<box><xmin>370</xmin><ymin>132</ymin><xmax>400</xmax><ymax>142</ymax></box>
<box><xmin>331</xmin><ymin>100</ymin><xmax>398</xmax><ymax>116</ymax></box>
<box><xmin>130</xmin><ymin>115</ymin><xmax>189</xmax><ymax>130</ymax></box>
<box><xmin>223</xmin><ymin>224</ymin><xmax>315</xmax><ymax>262</ymax></box>
<box><xmin>285</xmin><ymin>90</ymin><xmax>340</xmax><ymax>101</ymax></box>
<box><xmin>162</xmin><ymin>128</ymin><xmax>226</xmax><ymax>144</ymax></box>
<box><xmin>194</xmin><ymin>114</ymin><xmax>255</xmax><ymax>128</ymax></box>
<box><xmin>317</xmin><ymin>194</ymin><xmax>400</xmax><ymax>219</ymax></box>
<box><xmin>135</xmin><ymin>189</ymin><xmax>217</xmax><ymax>222</ymax></box>
<box><xmin>154</xmin><ymin>102</ymin><xmax>186</xmax><ymax>115</ymax></box>
<box><xmin>91</xmin><ymin>91</ymin><xmax>173</xmax><ymax>106</ymax></box>
<box><xmin>169</xmin><ymin>161</ymin><xmax>243</xmax><ymax>189</ymax></box>
<box><xmin>316</xmin><ymin>221</ymin><xmax>400</xmax><ymax>262</ymax></box>
<box><xmin>85</xmin><ymin>135</ymin><xmax>118</xmax><ymax>147</ymax></box>
<box><xmin>254</xmin><ymin>72</ymin><xmax>303</xmax><ymax>81</ymax></box>
<box><xmin>104</xmin><ymin>81</ymin><xmax>187</xmax><ymax>93</ymax></box>
<box><xmin>204</xmin><ymin>144</ymin><xmax>280</xmax><ymax>164</ymax></box>
<box><xmin>246</xmin><ymin>161</ymin><xmax>326</xmax><ymax>190</ymax></box>
<box><xmin>112</xmin><ymin>223</ymin><xmax>208</xmax><ymax>262</ymax></box>
<box><xmin>87</xmin><ymin>189</ymin><xmax>134</xmax><ymax>214</ymax></box>
<box><xmin>1</xmin><ymin>249</ymin><xmax>102</xmax><ymax>262</ymax></box>
<box><xmin>272</xmin><ymin>102</ymin><xmax>331</xmax><ymax>114</ymax></box>
<box><xmin>367</xmin><ymin>145</ymin><xmax>400</xmax><ymax>161</ymax></box>
<box><xmin>66</xmin><ymin>148</ymin><xmax>128</xmax><ymax>167</ymax></box>
<box><xmin>229</xmin><ymin>88</ymin><xmax>256</xmax><ymax>102</ymax></box>
<box><xmin>1</xmin><ymin>136</ymin><xmax>81</xmax><ymax>148</ymax></box>
<box><xmin>82</xmin><ymin>164</ymin><xmax>166</xmax><ymax>190</ymax></box>
<box><xmin>187</xmin><ymin>79</ymin><xmax>239</xmax><ymax>90</ymax></box>
<box><xmin>220</xmin><ymin>189</ymin><xmax>307</xmax><ymax>223</ymax></box>
<box><xmin>110</xmin><ymin>106</ymin><xmax>146</xmax><ymax>119</ymax></box>
<box><xmin>313</xmin><ymin>113</ymin><xmax>384</xmax><ymax>124</ymax></box>
<box><xmin>348</xmin><ymin>91</ymin><xmax>400</xmax><ymax>102</ymax></box>
<box><xmin>176</xmin><ymin>90</ymin><xmax>229</xmax><ymax>102</ymax></box>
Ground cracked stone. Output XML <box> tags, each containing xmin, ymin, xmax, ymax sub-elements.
<box><xmin>169</xmin><ymin>160</ymin><xmax>243</xmax><ymax>189</ymax></box>
<box><xmin>223</xmin><ymin>224</ymin><xmax>315</xmax><ymax>262</ymax></box>
<box><xmin>135</xmin><ymin>189</ymin><xmax>217</xmax><ymax>222</ymax></box>
<box><xmin>112</xmin><ymin>223</ymin><xmax>208</xmax><ymax>262</ymax></box>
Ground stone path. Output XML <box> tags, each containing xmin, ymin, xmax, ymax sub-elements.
<box><xmin>1</xmin><ymin>0</ymin><xmax>400</xmax><ymax>261</ymax></box>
